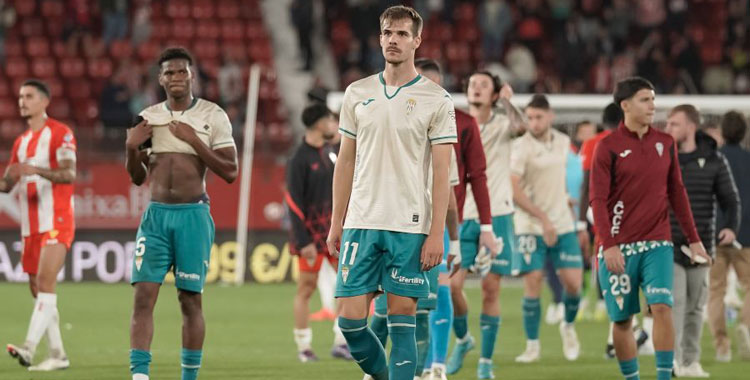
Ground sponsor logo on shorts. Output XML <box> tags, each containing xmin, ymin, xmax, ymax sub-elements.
<box><xmin>611</xmin><ymin>201</ymin><xmax>624</xmax><ymax>236</ymax></box>
<box><xmin>559</xmin><ymin>253</ymin><xmax>581</xmax><ymax>263</ymax></box>
<box><xmin>390</xmin><ymin>269</ymin><xmax>425</xmax><ymax>285</ymax></box>
<box><xmin>395</xmin><ymin>360</ymin><xmax>412</xmax><ymax>367</ymax></box>
<box><xmin>492</xmin><ymin>259</ymin><xmax>510</xmax><ymax>266</ymax></box>
<box><xmin>176</xmin><ymin>270</ymin><xmax>201</xmax><ymax>281</ymax></box>
<box><xmin>646</xmin><ymin>285</ymin><xmax>671</xmax><ymax>296</ymax></box>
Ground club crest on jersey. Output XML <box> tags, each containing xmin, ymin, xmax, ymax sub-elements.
<box><xmin>655</xmin><ymin>142</ymin><xmax>664</xmax><ymax>157</ymax></box>
<box><xmin>63</xmin><ymin>133</ymin><xmax>74</xmax><ymax>142</ymax></box>
<box><xmin>406</xmin><ymin>98</ymin><xmax>416</xmax><ymax>115</ymax></box>
<box><xmin>616</xmin><ymin>296</ymin><xmax>624</xmax><ymax>310</ymax></box>
<box><xmin>341</xmin><ymin>266</ymin><xmax>350</xmax><ymax>283</ymax></box>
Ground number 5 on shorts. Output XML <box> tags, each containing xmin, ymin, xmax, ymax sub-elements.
<box><xmin>340</xmin><ymin>241</ymin><xmax>359</xmax><ymax>265</ymax></box>
<box><xmin>134</xmin><ymin>237</ymin><xmax>146</xmax><ymax>271</ymax></box>
<box><xmin>609</xmin><ymin>274</ymin><xmax>631</xmax><ymax>296</ymax></box>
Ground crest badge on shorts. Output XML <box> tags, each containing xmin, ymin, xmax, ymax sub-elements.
<box><xmin>655</xmin><ymin>142</ymin><xmax>664</xmax><ymax>157</ymax></box>
<box><xmin>616</xmin><ymin>295</ymin><xmax>624</xmax><ymax>310</ymax></box>
<box><xmin>341</xmin><ymin>266</ymin><xmax>350</xmax><ymax>283</ymax></box>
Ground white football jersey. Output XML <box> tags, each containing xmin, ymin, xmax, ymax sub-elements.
<box><xmin>339</xmin><ymin>73</ymin><xmax>458</xmax><ymax>234</ymax></box>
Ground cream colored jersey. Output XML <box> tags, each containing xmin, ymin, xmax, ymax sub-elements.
<box><xmin>339</xmin><ymin>73</ymin><xmax>458</xmax><ymax>234</ymax></box>
<box><xmin>510</xmin><ymin>128</ymin><xmax>575</xmax><ymax>235</ymax></box>
<box><xmin>463</xmin><ymin>110</ymin><xmax>515</xmax><ymax>220</ymax></box>
<box><xmin>139</xmin><ymin>98</ymin><xmax>236</xmax><ymax>155</ymax></box>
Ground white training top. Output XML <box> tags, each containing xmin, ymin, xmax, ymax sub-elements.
<box><xmin>463</xmin><ymin>110</ymin><xmax>515</xmax><ymax>220</ymax></box>
<box><xmin>510</xmin><ymin>128</ymin><xmax>575</xmax><ymax>235</ymax></box>
<box><xmin>139</xmin><ymin>98</ymin><xmax>236</xmax><ymax>155</ymax></box>
<box><xmin>339</xmin><ymin>72</ymin><xmax>458</xmax><ymax>235</ymax></box>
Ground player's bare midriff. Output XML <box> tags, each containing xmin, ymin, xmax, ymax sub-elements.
<box><xmin>148</xmin><ymin>152</ymin><xmax>207</xmax><ymax>204</ymax></box>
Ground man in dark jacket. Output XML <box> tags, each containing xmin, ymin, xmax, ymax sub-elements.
<box><xmin>285</xmin><ymin>103</ymin><xmax>352</xmax><ymax>362</ymax></box>
<box><xmin>709</xmin><ymin>111</ymin><xmax>750</xmax><ymax>363</ymax></box>
<box><xmin>665</xmin><ymin>104</ymin><xmax>740</xmax><ymax>377</ymax></box>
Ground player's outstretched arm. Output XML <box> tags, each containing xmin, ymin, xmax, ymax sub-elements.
<box><xmin>327</xmin><ymin>136</ymin><xmax>356</xmax><ymax>258</ymax></box>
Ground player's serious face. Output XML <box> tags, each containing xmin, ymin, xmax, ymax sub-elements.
<box><xmin>467</xmin><ymin>74</ymin><xmax>497</xmax><ymax>106</ymax></box>
<box><xmin>159</xmin><ymin>59</ymin><xmax>194</xmax><ymax>98</ymax></box>
<box><xmin>525</xmin><ymin>107</ymin><xmax>552</xmax><ymax>138</ymax></box>
<box><xmin>380</xmin><ymin>19</ymin><xmax>420</xmax><ymax>64</ymax></box>
<box><xmin>623</xmin><ymin>89</ymin><xmax>656</xmax><ymax>126</ymax></box>
<box><xmin>18</xmin><ymin>86</ymin><xmax>49</xmax><ymax>119</ymax></box>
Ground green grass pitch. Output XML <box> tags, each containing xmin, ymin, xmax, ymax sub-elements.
<box><xmin>0</xmin><ymin>283</ymin><xmax>747</xmax><ymax>379</ymax></box>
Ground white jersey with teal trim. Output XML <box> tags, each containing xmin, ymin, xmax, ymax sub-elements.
<box><xmin>139</xmin><ymin>98</ymin><xmax>236</xmax><ymax>155</ymax></box>
<box><xmin>338</xmin><ymin>72</ymin><xmax>458</xmax><ymax>235</ymax></box>
<box><xmin>510</xmin><ymin>128</ymin><xmax>575</xmax><ymax>235</ymax></box>
<box><xmin>463</xmin><ymin>110</ymin><xmax>515</xmax><ymax>220</ymax></box>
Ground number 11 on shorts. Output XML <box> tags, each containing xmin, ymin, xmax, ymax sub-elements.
<box><xmin>340</xmin><ymin>242</ymin><xmax>359</xmax><ymax>265</ymax></box>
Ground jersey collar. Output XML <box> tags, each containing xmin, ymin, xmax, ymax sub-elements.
<box><xmin>378</xmin><ymin>72</ymin><xmax>421</xmax><ymax>100</ymax></box>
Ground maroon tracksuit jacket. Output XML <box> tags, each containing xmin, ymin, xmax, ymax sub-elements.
<box><xmin>590</xmin><ymin>123</ymin><xmax>700</xmax><ymax>250</ymax></box>
<box><xmin>453</xmin><ymin>109</ymin><xmax>492</xmax><ymax>225</ymax></box>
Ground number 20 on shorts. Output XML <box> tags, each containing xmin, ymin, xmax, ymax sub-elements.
<box><xmin>340</xmin><ymin>241</ymin><xmax>359</xmax><ymax>266</ymax></box>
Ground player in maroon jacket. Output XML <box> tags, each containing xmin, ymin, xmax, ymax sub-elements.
<box><xmin>590</xmin><ymin>77</ymin><xmax>711</xmax><ymax>380</ymax></box>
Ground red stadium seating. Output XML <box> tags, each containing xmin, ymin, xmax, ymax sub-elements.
<box><xmin>217</xmin><ymin>1</ymin><xmax>240</xmax><ymax>19</ymax></box>
<box><xmin>171</xmin><ymin>19</ymin><xmax>196</xmax><ymax>39</ymax></box>
<box><xmin>13</xmin><ymin>0</ymin><xmax>36</xmax><ymax>17</ymax></box>
<box><xmin>0</xmin><ymin>97</ymin><xmax>17</xmax><ymax>119</ymax></box>
<box><xmin>196</xmin><ymin>20</ymin><xmax>221</xmax><ymax>40</ymax></box>
<box><xmin>192</xmin><ymin>0</ymin><xmax>215</xmax><ymax>19</ymax></box>
<box><xmin>4</xmin><ymin>38</ymin><xmax>23</xmax><ymax>57</ymax></box>
<box><xmin>221</xmin><ymin>21</ymin><xmax>244</xmax><ymax>40</ymax></box>
<box><xmin>87</xmin><ymin>58</ymin><xmax>114</xmax><ymax>79</ymax></box>
<box><xmin>137</xmin><ymin>41</ymin><xmax>162</xmax><ymax>62</ymax></box>
<box><xmin>0</xmin><ymin>80</ymin><xmax>9</xmax><ymax>97</ymax></box>
<box><xmin>31</xmin><ymin>58</ymin><xmax>57</xmax><ymax>78</ymax></box>
<box><xmin>48</xmin><ymin>99</ymin><xmax>71</xmax><ymax>120</ymax></box>
<box><xmin>26</xmin><ymin>37</ymin><xmax>51</xmax><ymax>58</ymax></box>
<box><xmin>20</xmin><ymin>18</ymin><xmax>45</xmax><ymax>38</ymax></box>
<box><xmin>5</xmin><ymin>58</ymin><xmax>29</xmax><ymax>78</ymax></box>
<box><xmin>166</xmin><ymin>1</ymin><xmax>191</xmax><ymax>19</ymax></box>
<box><xmin>109</xmin><ymin>40</ymin><xmax>134</xmax><ymax>60</ymax></box>
<box><xmin>60</xmin><ymin>58</ymin><xmax>86</xmax><ymax>78</ymax></box>
<box><xmin>193</xmin><ymin>40</ymin><xmax>220</xmax><ymax>60</ymax></box>
<box><xmin>41</xmin><ymin>0</ymin><xmax>65</xmax><ymax>18</ymax></box>
<box><xmin>66</xmin><ymin>81</ymin><xmax>91</xmax><ymax>99</ymax></box>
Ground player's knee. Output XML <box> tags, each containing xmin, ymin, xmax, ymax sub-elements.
<box><xmin>36</xmin><ymin>273</ymin><xmax>56</xmax><ymax>293</ymax></box>
<box><xmin>614</xmin><ymin>318</ymin><xmax>632</xmax><ymax>330</ymax></box>
<box><xmin>480</xmin><ymin>277</ymin><xmax>500</xmax><ymax>299</ymax></box>
<box><xmin>178</xmin><ymin>291</ymin><xmax>202</xmax><ymax>314</ymax></box>
<box><xmin>649</xmin><ymin>303</ymin><xmax>671</xmax><ymax>317</ymax></box>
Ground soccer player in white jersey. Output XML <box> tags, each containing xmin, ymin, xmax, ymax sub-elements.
<box><xmin>511</xmin><ymin>94</ymin><xmax>585</xmax><ymax>363</ymax></box>
<box><xmin>326</xmin><ymin>6</ymin><xmax>457</xmax><ymax>380</ymax></box>
<box><xmin>3</xmin><ymin>80</ymin><xmax>76</xmax><ymax>371</ymax></box>
<box><xmin>447</xmin><ymin>71</ymin><xmax>525</xmax><ymax>378</ymax></box>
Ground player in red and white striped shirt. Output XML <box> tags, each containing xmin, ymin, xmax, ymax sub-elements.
<box><xmin>1</xmin><ymin>79</ymin><xmax>76</xmax><ymax>371</ymax></box>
